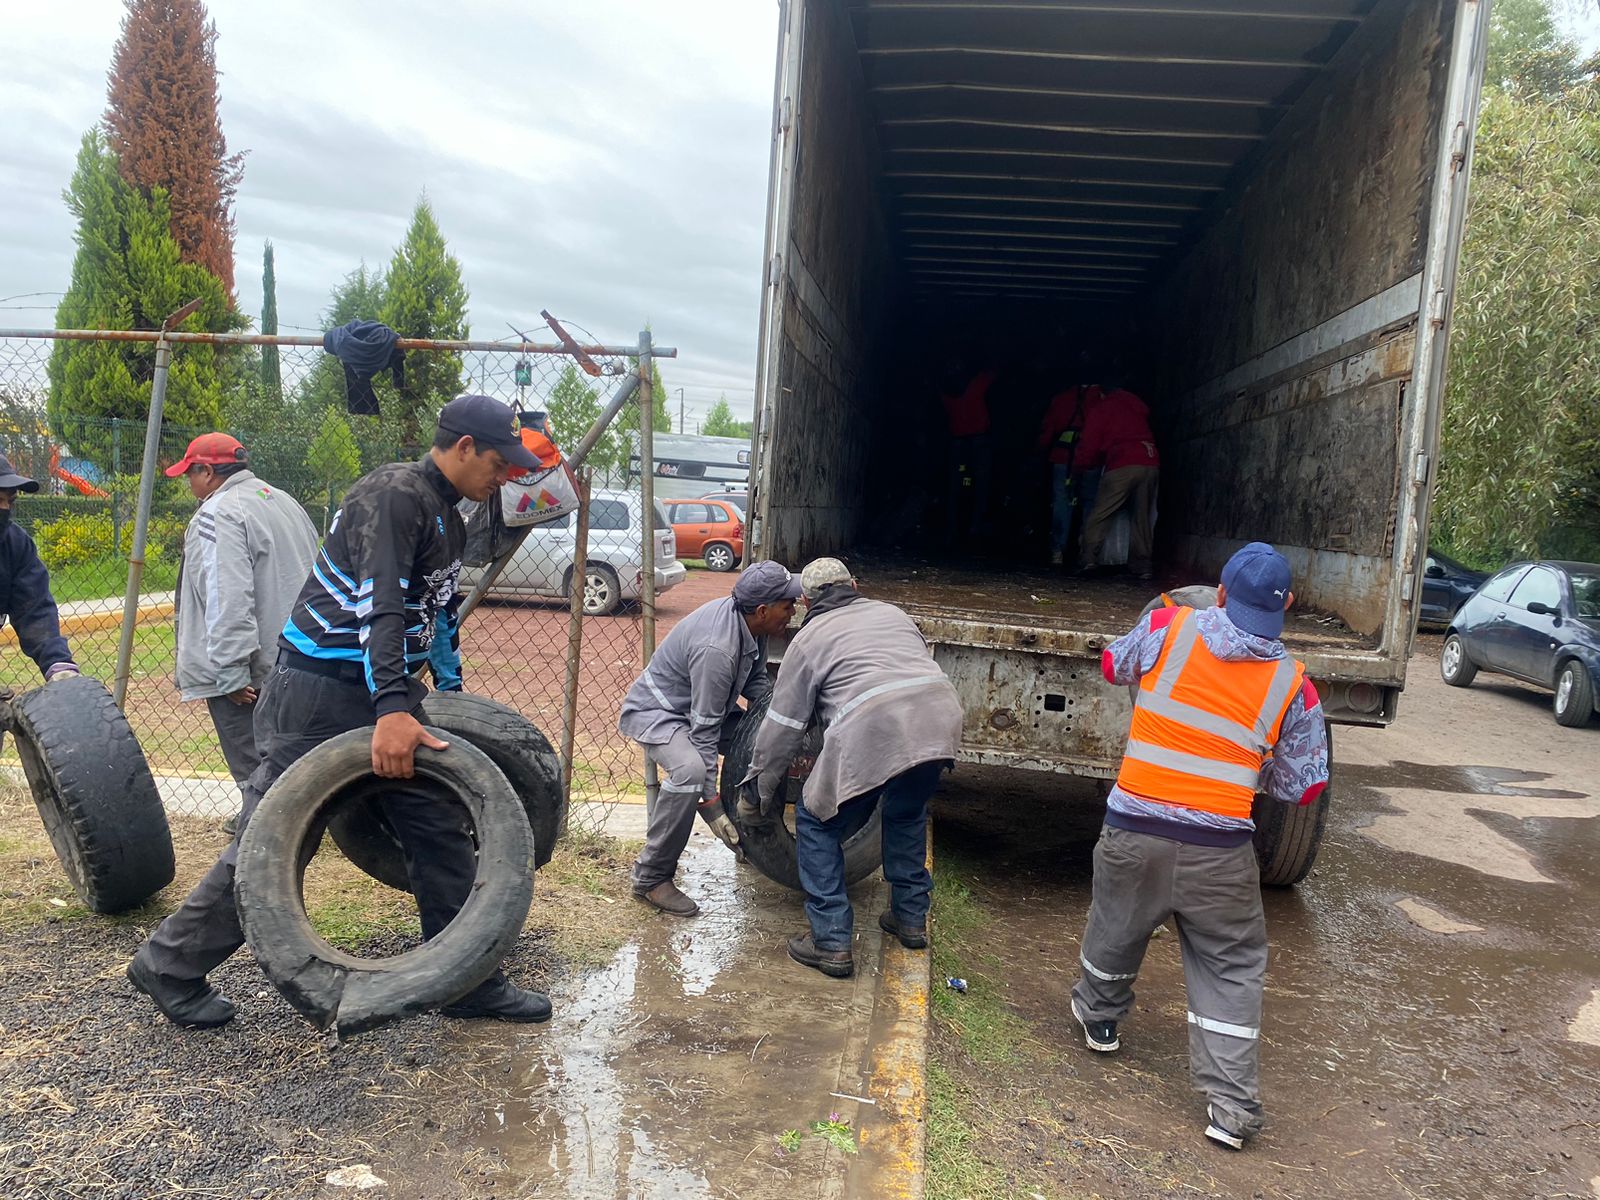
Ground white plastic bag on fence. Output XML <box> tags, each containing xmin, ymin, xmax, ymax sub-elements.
<box><xmin>501</xmin><ymin>460</ymin><xmax>580</xmax><ymax>527</ymax></box>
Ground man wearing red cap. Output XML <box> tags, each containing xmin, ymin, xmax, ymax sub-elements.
<box><xmin>165</xmin><ymin>434</ymin><xmax>318</xmax><ymax>832</ymax></box>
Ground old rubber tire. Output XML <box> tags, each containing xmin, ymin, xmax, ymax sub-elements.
<box><xmin>1554</xmin><ymin>659</ymin><xmax>1594</xmax><ymax>727</ymax></box>
<box><xmin>1440</xmin><ymin>633</ymin><xmax>1477</xmax><ymax>687</ymax></box>
<box><xmin>717</xmin><ymin>692</ymin><xmax>882</xmax><ymax>892</ymax></box>
<box><xmin>1252</xmin><ymin>723</ymin><xmax>1333</xmax><ymax>887</ymax></box>
<box><xmin>236</xmin><ymin>727</ymin><xmax>533</xmax><ymax>1037</ymax></box>
<box><xmin>7</xmin><ymin>675</ymin><xmax>174</xmax><ymax>913</ymax></box>
<box><xmin>703</xmin><ymin>542</ymin><xmax>737</xmax><ymax>573</ymax></box>
<box><xmin>328</xmin><ymin>692</ymin><xmax>564</xmax><ymax>889</ymax></box>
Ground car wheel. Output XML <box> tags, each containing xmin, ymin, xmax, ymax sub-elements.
<box><xmin>575</xmin><ymin>563</ymin><xmax>621</xmax><ymax>616</ymax></box>
<box><xmin>1440</xmin><ymin>634</ymin><xmax>1477</xmax><ymax>687</ymax></box>
<box><xmin>1554</xmin><ymin>660</ymin><xmax>1595</xmax><ymax>727</ymax></box>
<box><xmin>703</xmin><ymin>542</ymin><xmax>736</xmax><ymax>573</ymax></box>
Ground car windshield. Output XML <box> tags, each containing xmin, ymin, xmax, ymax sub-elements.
<box><xmin>1571</xmin><ymin>572</ymin><xmax>1600</xmax><ymax>619</ymax></box>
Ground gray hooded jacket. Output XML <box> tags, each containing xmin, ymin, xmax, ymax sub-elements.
<box><xmin>745</xmin><ymin>596</ymin><xmax>963</xmax><ymax>821</ymax></box>
<box><xmin>175</xmin><ymin>470</ymin><xmax>319</xmax><ymax>700</ymax></box>
<box><xmin>618</xmin><ymin>594</ymin><xmax>772</xmax><ymax>798</ymax></box>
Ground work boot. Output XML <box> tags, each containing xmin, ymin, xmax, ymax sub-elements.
<box><xmin>877</xmin><ymin>910</ymin><xmax>928</xmax><ymax>950</ymax></box>
<box><xmin>442</xmin><ymin>977</ymin><xmax>552</xmax><ymax>1024</ymax></box>
<box><xmin>787</xmin><ymin>932</ymin><xmax>854</xmax><ymax>978</ymax></box>
<box><xmin>1071</xmin><ymin>997</ymin><xmax>1119</xmax><ymax>1053</ymax></box>
<box><xmin>633</xmin><ymin>880</ymin><xmax>700</xmax><ymax>917</ymax></box>
<box><xmin>127</xmin><ymin>953</ymin><xmax>236</xmax><ymax>1029</ymax></box>
<box><xmin>1204</xmin><ymin>1105</ymin><xmax>1245</xmax><ymax>1151</ymax></box>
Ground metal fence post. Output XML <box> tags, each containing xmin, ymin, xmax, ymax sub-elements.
<box><xmin>636</xmin><ymin>331</ymin><xmax>659</xmax><ymax>817</ymax></box>
<box><xmin>112</xmin><ymin>336</ymin><xmax>173</xmax><ymax>709</ymax></box>
<box><xmin>558</xmin><ymin>469</ymin><xmax>593</xmax><ymax>833</ymax></box>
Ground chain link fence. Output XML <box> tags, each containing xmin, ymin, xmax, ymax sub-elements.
<box><xmin>0</xmin><ymin>326</ymin><xmax>672</xmax><ymax>838</ymax></box>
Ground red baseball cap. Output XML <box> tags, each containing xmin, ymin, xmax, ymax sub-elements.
<box><xmin>165</xmin><ymin>433</ymin><xmax>247</xmax><ymax>477</ymax></box>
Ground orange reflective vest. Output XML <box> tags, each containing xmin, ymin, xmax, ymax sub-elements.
<box><xmin>1116</xmin><ymin>606</ymin><xmax>1305</xmax><ymax>820</ymax></box>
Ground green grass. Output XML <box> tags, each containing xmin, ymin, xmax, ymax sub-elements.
<box><xmin>43</xmin><ymin>555</ymin><xmax>180</xmax><ymax>603</ymax></box>
<box><xmin>926</xmin><ymin>1062</ymin><xmax>1019</xmax><ymax>1200</ymax></box>
<box><xmin>930</xmin><ymin>856</ymin><xmax>1033</xmax><ymax>1067</ymax></box>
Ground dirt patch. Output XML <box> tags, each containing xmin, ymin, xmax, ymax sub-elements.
<box><xmin>0</xmin><ymin>786</ymin><xmax>649</xmax><ymax>1199</ymax></box>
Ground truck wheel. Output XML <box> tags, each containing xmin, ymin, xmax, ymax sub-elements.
<box><xmin>236</xmin><ymin>728</ymin><xmax>533</xmax><ymax>1037</ymax></box>
<box><xmin>4</xmin><ymin>676</ymin><xmax>175</xmax><ymax>913</ymax></box>
<box><xmin>717</xmin><ymin>693</ymin><xmax>881</xmax><ymax>892</ymax></box>
<box><xmin>327</xmin><ymin>691</ymin><xmax>564</xmax><ymax>890</ymax></box>
<box><xmin>1252</xmin><ymin>724</ymin><xmax>1333</xmax><ymax>887</ymax></box>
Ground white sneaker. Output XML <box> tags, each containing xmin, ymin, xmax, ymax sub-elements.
<box><xmin>1204</xmin><ymin>1105</ymin><xmax>1245</xmax><ymax>1151</ymax></box>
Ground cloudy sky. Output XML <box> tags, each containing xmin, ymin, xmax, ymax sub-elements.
<box><xmin>0</xmin><ymin>0</ymin><xmax>779</xmax><ymax>427</ymax></box>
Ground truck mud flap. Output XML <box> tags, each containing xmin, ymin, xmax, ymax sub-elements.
<box><xmin>328</xmin><ymin>691</ymin><xmax>564</xmax><ymax>889</ymax></box>
<box><xmin>2</xmin><ymin>676</ymin><xmax>175</xmax><ymax>913</ymax></box>
<box><xmin>236</xmin><ymin>728</ymin><xmax>534</xmax><ymax>1038</ymax></box>
<box><xmin>718</xmin><ymin>693</ymin><xmax>881</xmax><ymax>892</ymax></box>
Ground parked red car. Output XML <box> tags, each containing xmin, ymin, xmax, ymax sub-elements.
<box><xmin>663</xmin><ymin>499</ymin><xmax>744</xmax><ymax>572</ymax></box>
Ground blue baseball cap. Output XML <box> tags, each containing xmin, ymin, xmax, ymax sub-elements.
<box><xmin>437</xmin><ymin>395</ymin><xmax>540</xmax><ymax>470</ymax></box>
<box><xmin>1220</xmin><ymin>542</ymin><xmax>1292</xmax><ymax>639</ymax></box>
<box><xmin>732</xmin><ymin>560</ymin><xmax>803</xmax><ymax>609</ymax></box>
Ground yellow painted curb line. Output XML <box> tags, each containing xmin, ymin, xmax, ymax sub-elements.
<box><xmin>0</xmin><ymin>602</ymin><xmax>175</xmax><ymax>646</ymax></box>
<box><xmin>849</xmin><ymin>822</ymin><xmax>932</xmax><ymax>1199</ymax></box>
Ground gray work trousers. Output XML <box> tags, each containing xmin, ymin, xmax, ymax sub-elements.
<box><xmin>1072</xmin><ymin>825</ymin><xmax>1268</xmax><ymax>1139</ymax></box>
<box><xmin>142</xmin><ymin>661</ymin><xmax>491</xmax><ymax>992</ymax></box>
<box><xmin>204</xmin><ymin>694</ymin><xmax>260</xmax><ymax>802</ymax></box>
<box><xmin>631</xmin><ymin>726</ymin><xmax>712</xmax><ymax>891</ymax></box>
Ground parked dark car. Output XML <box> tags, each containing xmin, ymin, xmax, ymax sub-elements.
<box><xmin>1442</xmin><ymin>560</ymin><xmax>1600</xmax><ymax>726</ymax></box>
<box><xmin>1420</xmin><ymin>549</ymin><xmax>1489</xmax><ymax>627</ymax></box>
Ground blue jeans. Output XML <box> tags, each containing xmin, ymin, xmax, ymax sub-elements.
<box><xmin>1050</xmin><ymin>463</ymin><xmax>1075</xmax><ymax>554</ymax></box>
<box><xmin>795</xmin><ymin>761</ymin><xmax>943</xmax><ymax>952</ymax></box>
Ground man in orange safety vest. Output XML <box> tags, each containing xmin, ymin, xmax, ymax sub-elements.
<box><xmin>1071</xmin><ymin>542</ymin><xmax>1329</xmax><ymax>1152</ymax></box>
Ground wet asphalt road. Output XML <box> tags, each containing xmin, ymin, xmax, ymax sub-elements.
<box><xmin>931</xmin><ymin>643</ymin><xmax>1600</xmax><ymax>1199</ymax></box>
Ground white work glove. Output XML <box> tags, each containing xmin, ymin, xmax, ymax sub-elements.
<box><xmin>45</xmin><ymin>665</ymin><xmax>80</xmax><ymax>683</ymax></box>
<box><xmin>697</xmin><ymin>797</ymin><xmax>742</xmax><ymax>854</ymax></box>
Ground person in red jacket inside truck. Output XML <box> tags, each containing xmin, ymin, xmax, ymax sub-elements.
<box><xmin>1075</xmin><ymin>381</ymin><xmax>1159</xmax><ymax>580</ymax></box>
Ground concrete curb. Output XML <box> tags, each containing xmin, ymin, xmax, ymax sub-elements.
<box><xmin>0</xmin><ymin>601</ymin><xmax>175</xmax><ymax>646</ymax></box>
<box><xmin>849</xmin><ymin>835</ymin><xmax>933</xmax><ymax>1199</ymax></box>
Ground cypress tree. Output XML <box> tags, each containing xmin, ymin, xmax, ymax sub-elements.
<box><xmin>260</xmin><ymin>240</ymin><xmax>280</xmax><ymax>399</ymax></box>
<box><xmin>105</xmin><ymin>0</ymin><xmax>243</xmax><ymax>296</ymax></box>
<box><xmin>380</xmin><ymin>196</ymin><xmax>469</xmax><ymax>448</ymax></box>
<box><xmin>47</xmin><ymin>130</ymin><xmax>234</xmax><ymax>472</ymax></box>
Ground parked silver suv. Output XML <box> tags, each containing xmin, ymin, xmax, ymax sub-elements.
<box><xmin>458</xmin><ymin>489</ymin><xmax>685</xmax><ymax>616</ymax></box>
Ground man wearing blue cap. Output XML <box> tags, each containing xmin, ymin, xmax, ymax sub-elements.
<box><xmin>1070</xmin><ymin>542</ymin><xmax>1329</xmax><ymax>1151</ymax></box>
<box><xmin>618</xmin><ymin>559</ymin><xmax>801</xmax><ymax>916</ymax></box>
<box><xmin>130</xmin><ymin>396</ymin><xmax>555</xmax><ymax>1030</ymax></box>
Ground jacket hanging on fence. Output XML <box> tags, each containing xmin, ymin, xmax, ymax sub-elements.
<box><xmin>323</xmin><ymin>320</ymin><xmax>406</xmax><ymax>416</ymax></box>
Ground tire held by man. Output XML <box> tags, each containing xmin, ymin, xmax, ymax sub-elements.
<box><xmin>718</xmin><ymin>692</ymin><xmax>882</xmax><ymax>892</ymax></box>
<box><xmin>1137</xmin><ymin>584</ymin><xmax>1332</xmax><ymax>888</ymax></box>
<box><xmin>328</xmin><ymin>691</ymin><xmax>563</xmax><ymax>890</ymax></box>
<box><xmin>5</xmin><ymin>675</ymin><xmax>175</xmax><ymax>913</ymax></box>
<box><xmin>236</xmin><ymin>727</ymin><xmax>534</xmax><ymax>1037</ymax></box>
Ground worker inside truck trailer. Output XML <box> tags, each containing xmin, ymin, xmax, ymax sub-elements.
<box><xmin>1070</xmin><ymin>542</ymin><xmax>1329</xmax><ymax>1152</ymax></box>
<box><xmin>129</xmin><ymin>395</ymin><xmax>555</xmax><ymax>1031</ymax></box>
<box><xmin>1074</xmin><ymin>373</ymin><xmax>1160</xmax><ymax>581</ymax></box>
<box><xmin>618</xmin><ymin>560</ymin><xmax>801</xmax><ymax>917</ymax></box>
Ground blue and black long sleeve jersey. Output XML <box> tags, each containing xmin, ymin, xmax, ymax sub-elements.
<box><xmin>1</xmin><ymin>521</ymin><xmax>75</xmax><ymax>679</ymax></box>
<box><xmin>279</xmin><ymin>456</ymin><xmax>464</xmax><ymax>718</ymax></box>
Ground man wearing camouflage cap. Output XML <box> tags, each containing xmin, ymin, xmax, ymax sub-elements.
<box><xmin>618</xmin><ymin>559</ymin><xmax>802</xmax><ymax>916</ymax></box>
<box><xmin>739</xmin><ymin>557</ymin><xmax>963</xmax><ymax>978</ymax></box>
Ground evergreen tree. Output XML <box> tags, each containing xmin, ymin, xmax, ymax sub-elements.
<box><xmin>381</xmin><ymin>196</ymin><xmax>469</xmax><ymax>448</ymax></box>
<box><xmin>650</xmin><ymin>361</ymin><xmax>671</xmax><ymax>433</ymax></box>
<box><xmin>291</xmin><ymin>262</ymin><xmax>396</xmax><ymax>471</ymax></box>
<box><xmin>260</xmin><ymin>240</ymin><xmax>280</xmax><ymax>399</ymax></box>
<box><xmin>702</xmin><ymin>395</ymin><xmax>753</xmax><ymax>439</ymax></box>
<box><xmin>306</xmin><ymin>404</ymin><xmax>362</xmax><ymax>532</ymax></box>
<box><xmin>547</xmin><ymin>364</ymin><xmax>626</xmax><ymax>482</ymax></box>
<box><xmin>105</xmin><ymin>0</ymin><xmax>243</xmax><ymax>296</ymax></box>
<box><xmin>47</xmin><ymin>130</ymin><xmax>235</xmax><ymax>472</ymax></box>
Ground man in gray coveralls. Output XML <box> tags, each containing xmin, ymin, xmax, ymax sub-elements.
<box><xmin>618</xmin><ymin>560</ymin><xmax>801</xmax><ymax>916</ymax></box>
